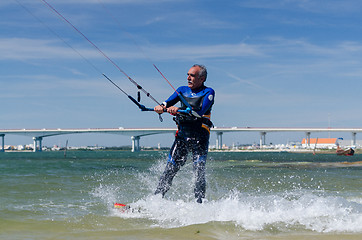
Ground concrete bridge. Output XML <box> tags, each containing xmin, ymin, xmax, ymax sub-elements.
<box><xmin>1</xmin><ymin>127</ymin><xmax>361</xmax><ymax>152</ymax></box>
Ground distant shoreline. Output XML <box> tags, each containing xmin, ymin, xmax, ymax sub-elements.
<box><xmin>210</xmin><ymin>149</ymin><xmax>335</xmax><ymax>154</ymax></box>
<box><xmin>2</xmin><ymin>148</ymin><xmax>360</xmax><ymax>154</ymax></box>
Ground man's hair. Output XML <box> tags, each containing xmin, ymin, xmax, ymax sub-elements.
<box><xmin>193</xmin><ymin>64</ymin><xmax>207</xmax><ymax>81</ymax></box>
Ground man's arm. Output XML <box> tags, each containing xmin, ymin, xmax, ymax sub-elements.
<box><xmin>154</xmin><ymin>87</ymin><xmax>182</xmax><ymax>114</ymax></box>
<box><xmin>192</xmin><ymin>88</ymin><xmax>215</xmax><ymax>117</ymax></box>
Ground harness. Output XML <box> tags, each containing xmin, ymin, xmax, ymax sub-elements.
<box><xmin>173</xmin><ymin>93</ymin><xmax>214</xmax><ymax>134</ymax></box>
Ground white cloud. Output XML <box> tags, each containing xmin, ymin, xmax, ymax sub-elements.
<box><xmin>260</xmin><ymin>37</ymin><xmax>362</xmax><ymax>60</ymax></box>
<box><xmin>143</xmin><ymin>42</ymin><xmax>264</xmax><ymax>60</ymax></box>
<box><xmin>0</xmin><ymin>37</ymin><xmax>263</xmax><ymax>61</ymax></box>
<box><xmin>0</xmin><ymin>38</ymin><xmax>97</xmax><ymax>60</ymax></box>
<box><xmin>0</xmin><ymin>74</ymin><xmax>114</xmax><ymax>98</ymax></box>
<box><xmin>43</xmin><ymin>0</ymin><xmax>184</xmax><ymax>5</ymax></box>
<box><xmin>238</xmin><ymin>0</ymin><xmax>362</xmax><ymax>13</ymax></box>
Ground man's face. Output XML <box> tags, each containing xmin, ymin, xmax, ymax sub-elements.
<box><xmin>187</xmin><ymin>66</ymin><xmax>205</xmax><ymax>90</ymax></box>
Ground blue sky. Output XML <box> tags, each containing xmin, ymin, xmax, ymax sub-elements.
<box><xmin>1</xmin><ymin>0</ymin><xmax>362</xmax><ymax>147</ymax></box>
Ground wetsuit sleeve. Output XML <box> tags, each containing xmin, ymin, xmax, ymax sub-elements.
<box><xmin>164</xmin><ymin>87</ymin><xmax>182</xmax><ymax>107</ymax></box>
<box><xmin>193</xmin><ymin>88</ymin><xmax>215</xmax><ymax>117</ymax></box>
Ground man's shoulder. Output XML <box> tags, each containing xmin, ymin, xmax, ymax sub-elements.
<box><xmin>203</xmin><ymin>86</ymin><xmax>215</xmax><ymax>94</ymax></box>
<box><xmin>177</xmin><ymin>86</ymin><xmax>189</xmax><ymax>92</ymax></box>
<box><xmin>205</xmin><ymin>86</ymin><xmax>214</xmax><ymax>91</ymax></box>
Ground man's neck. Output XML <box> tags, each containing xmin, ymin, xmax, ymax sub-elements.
<box><xmin>191</xmin><ymin>84</ymin><xmax>205</xmax><ymax>91</ymax></box>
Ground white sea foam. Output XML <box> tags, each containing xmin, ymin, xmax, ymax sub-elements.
<box><xmin>108</xmin><ymin>191</ymin><xmax>362</xmax><ymax>233</ymax></box>
<box><xmin>92</xmin><ymin>158</ymin><xmax>362</xmax><ymax>233</ymax></box>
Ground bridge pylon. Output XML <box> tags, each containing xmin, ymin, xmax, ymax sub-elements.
<box><xmin>33</xmin><ymin>137</ymin><xmax>43</xmax><ymax>152</ymax></box>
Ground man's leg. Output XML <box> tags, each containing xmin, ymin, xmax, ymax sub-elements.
<box><xmin>155</xmin><ymin>162</ymin><xmax>180</xmax><ymax>196</ymax></box>
<box><xmin>192</xmin><ymin>134</ymin><xmax>209</xmax><ymax>203</ymax></box>
<box><xmin>193</xmin><ymin>159</ymin><xmax>206</xmax><ymax>203</ymax></box>
<box><xmin>155</xmin><ymin>138</ymin><xmax>187</xmax><ymax>197</ymax></box>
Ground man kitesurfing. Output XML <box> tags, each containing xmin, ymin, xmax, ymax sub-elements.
<box><xmin>19</xmin><ymin>0</ymin><xmax>216</xmax><ymax>205</ymax></box>
<box><xmin>154</xmin><ymin>64</ymin><xmax>215</xmax><ymax>203</ymax></box>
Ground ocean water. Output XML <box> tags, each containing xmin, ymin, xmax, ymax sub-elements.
<box><xmin>0</xmin><ymin>151</ymin><xmax>361</xmax><ymax>240</ymax></box>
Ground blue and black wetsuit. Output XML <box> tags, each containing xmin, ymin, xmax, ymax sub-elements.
<box><xmin>155</xmin><ymin>85</ymin><xmax>215</xmax><ymax>203</ymax></box>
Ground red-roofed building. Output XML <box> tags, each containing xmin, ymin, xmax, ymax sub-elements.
<box><xmin>301</xmin><ymin>138</ymin><xmax>337</xmax><ymax>149</ymax></box>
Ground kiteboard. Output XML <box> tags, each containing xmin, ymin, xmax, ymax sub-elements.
<box><xmin>114</xmin><ymin>202</ymin><xmax>140</xmax><ymax>213</ymax></box>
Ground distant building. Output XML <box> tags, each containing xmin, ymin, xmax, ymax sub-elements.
<box><xmin>301</xmin><ymin>138</ymin><xmax>337</xmax><ymax>149</ymax></box>
<box><xmin>17</xmin><ymin>145</ymin><xmax>25</xmax><ymax>151</ymax></box>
